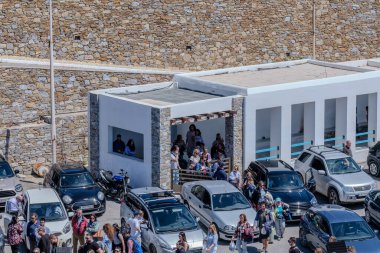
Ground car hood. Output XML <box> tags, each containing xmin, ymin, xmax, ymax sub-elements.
<box><xmin>269</xmin><ymin>188</ymin><xmax>314</xmax><ymax>205</ymax></box>
<box><xmin>214</xmin><ymin>207</ymin><xmax>257</xmax><ymax>227</ymax></box>
<box><xmin>59</xmin><ymin>185</ymin><xmax>101</xmax><ymax>201</ymax></box>
<box><xmin>346</xmin><ymin>237</ymin><xmax>380</xmax><ymax>253</ymax></box>
<box><xmin>157</xmin><ymin>229</ymin><xmax>204</xmax><ymax>249</ymax></box>
<box><xmin>330</xmin><ymin>172</ymin><xmax>374</xmax><ymax>187</ymax></box>
<box><xmin>0</xmin><ymin>176</ymin><xmax>19</xmax><ymax>190</ymax></box>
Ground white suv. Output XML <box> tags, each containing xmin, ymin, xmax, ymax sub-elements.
<box><xmin>3</xmin><ymin>188</ymin><xmax>72</xmax><ymax>248</ymax></box>
<box><xmin>294</xmin><ymin>146</ymin><xmax>376</xmax><ymax>204</ymax></box>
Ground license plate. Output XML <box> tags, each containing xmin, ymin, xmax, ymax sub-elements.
<box><xmin>81</xmin><ymin>205</ymin><xmax>94</xmax><ymax>210</ymax></box>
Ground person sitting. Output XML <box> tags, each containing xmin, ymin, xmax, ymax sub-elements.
<box><xmin>113</xmin><ymin>134</ymin><xmax>125</xmax><ymax>154</ymax></box>
<box><xmin>228</xmin><ymin>165</ymin><xmax>241</xmax><ymax>188</ymax></box>
<box><xmin>124</xmin><ymin>139</ymin><xmax>136</xmax><ymax>157</ymax></box>
<box><xmin>188</xmin><ymin>149</ymin><xmax>201</xmax><ymax>170</ymax></box>
<box><xmin>213</xmin><ymin>163</ymin><xmax>227</xmax><ymax>181</ymax></box>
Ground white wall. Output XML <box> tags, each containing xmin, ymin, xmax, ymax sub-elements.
<box><xmin>98</xmin><ymin>95</ymin><xmax>153</xmax><ymax>188</ymax></box>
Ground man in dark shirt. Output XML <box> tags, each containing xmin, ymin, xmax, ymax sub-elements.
<box><xmin>37</xmin><ymin>227</ymin><xmax>50</xmax><ymax>253</ymax></box>
<box><xmin>113</xmin><ymin>134</ymin><xmax>126</xmax><ymax>154</ymax></box>
<box><xmin>79</xmin><ymin>234</ymin><xmax>103</xmax><ymax>253</ymax></box>
<box><xmin>213</xmin><ymin>163</ymin><xmax>227</xmax><ymax>181</ymax></box>
<box><xmin>288</xmin><ymin>237</ymin><xmax>301</xmax><ymax>253</ymax></box>
<box><xmin>27</xmin><ymin>213</ymin><xmax>40</xmax><ymax>253</ymax></box>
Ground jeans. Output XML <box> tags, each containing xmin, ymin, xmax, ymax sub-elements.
<box><xmin>236</xmin><ymin>239</ymin><xmax>248</xmax><ymax>253</ymax></box>
<box><xmin>274</xmin><ymin>217</ymin><xmax>285</xmax><ymax>238</ymax></box>
<box><xmin>72</xmin><ymin>233</ymin><xmax>85</xmax><ymax>253</ymax></box>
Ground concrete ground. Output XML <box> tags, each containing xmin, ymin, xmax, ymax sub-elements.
<box><xmin>1</xmin><ymin>167</ymin><xmax>378</xmax><ymax>253</ymax></box>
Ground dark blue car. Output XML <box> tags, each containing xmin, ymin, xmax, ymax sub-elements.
<box><xmin>365</xmin><ymin>190</ymin><xmax>380</xmax><ymax>226</ymax></box>
<box><xmin>299</xmin><ymin>204</ymin><xmax>380</xmax><ymax>253</ymax></box>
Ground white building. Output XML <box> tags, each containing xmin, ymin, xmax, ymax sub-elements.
<box><xmin>89</xmin><ymin>58</ymin><xmax>380</xmax><ymax>188</ymax></box>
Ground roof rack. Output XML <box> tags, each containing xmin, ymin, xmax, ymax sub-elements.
<box><xmin>252</xmin><ymin>159</ymin><xmax>294</xmax><ymax>172</ymax></box>
<box><xmin>307</xmin><ymin>145</ymin><xmax>341</xmax><ymax>159</ymax></box>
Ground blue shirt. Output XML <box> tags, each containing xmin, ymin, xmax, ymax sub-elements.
<box><xmin>205</xmin><ymin>233</ymin><xmax>218</xmax><ymax>253</ymax></box>
<box><xmin>27</xmin><ymin>221</ymin><xmax>40</xmax><ymax>243</ymax></box>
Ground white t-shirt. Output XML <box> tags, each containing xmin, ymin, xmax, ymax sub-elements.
<box><xmin>127</xmin><ymin>217</ymin><xmax>140</xmax><ymax>239</ymax></box>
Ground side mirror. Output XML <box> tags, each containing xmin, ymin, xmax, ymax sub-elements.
<box><xmin>203</xmin><ymin>204</ymin><xmax>211</xmax><ymax>210</ymax></box>
<box><xmin>68</xmin><ymin>212</ymin><xmax>74</xmax><ymax>218</ymax></box>
<box><xmin>317</xmin><ymin>170</ymin><xmax>326</xmax><ymax>175</ymax></box>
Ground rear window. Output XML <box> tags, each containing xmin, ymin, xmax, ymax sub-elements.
<box><xmin>298</xmin><ymin>152</ymin><xmax>311</xmax><ymax>163</ymax></box>
<box><xmin>0</xmin><ymin>161</ymin><xmax>15</xmax><ymax>178</ymax></box>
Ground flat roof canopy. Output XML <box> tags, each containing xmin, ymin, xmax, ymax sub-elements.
<box><xmin>114</xmin><ymin>87</ymin><xmax>221</xmax><ymax>106</ymax></box>
<box><xmin>198</xmin><ymin>63</ymin><xmax>361</xmax><ymax>88</ymax></box>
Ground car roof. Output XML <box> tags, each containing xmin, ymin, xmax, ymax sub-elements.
<box><xmin>185</xmin><ymin>180</ymin><xmax>240</xmax><ymax>194</ymax></box>
<box><xmin>306</xmin><ymin>146</ymin><xmax>349</xmax><ymax>160</ymax></box>
<box><xmin>26</xmin><ymin>188</ymin><xmax>61</xmax><ymax>204</ymax></box>
<box><xmin>311</xmin><ymin>205</ymin><xmax>363</xmax><ymax>223</ymax></box>
<box><xmin>131</xmin><ymin>187</ymin><xmax>167</xmax><ymax>195</ymax></box>
<box><xmin>250</xmin><ymin>160</ymin><xmax>293</xmax><ymax>173</ymax></box>
<box><xmin>52</xmin><ymin>162</ymin><xmax>87</xmax><ymax>174</ymax></box>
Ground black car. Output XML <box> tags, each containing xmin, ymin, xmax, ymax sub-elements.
<box><xmin>247</xmin><ymin>160</ymin><xmax>317</xmax><ymax>219</ymax></box>
<box><xmin>368</xmin><ymin>141</ymin><xmax>380</xmax><ymax>176</ymax></box>
<box><xmin>43</xmin><ymin>163</ymin><xmax>106</xmax><ymax>216</ymax></box>
<box><xmin>365</xmin><ymin>189</ymin><xmax>380</xmax><ymax>226</ymax></box>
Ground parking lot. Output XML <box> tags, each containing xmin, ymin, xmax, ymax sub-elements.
<box><xmin>0</xmin><ymin>165</ymin><xmax>377</xmax><ymax>253</ymax></box>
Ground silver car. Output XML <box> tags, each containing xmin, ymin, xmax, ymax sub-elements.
<box><xmin>181</xmin><ymin>180</ymin><xmax>257</xmax><ymax>240</ymax></box>
<box><xmin>294</xmin><ymin>146</ymin><xmax>377</xmax><ymax>204</ymax></box>
<box><xmin>0</xmin><ymin>156</ymin><xmax>23</xmax><ymax>207</ymax></box>
<box><xmin>120</xmin><ymin>187</ymin><xmax>204</xmax><ymax>253</ymax></box>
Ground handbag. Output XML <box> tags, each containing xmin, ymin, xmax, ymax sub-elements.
<box><xmin>229</xmin><ymin>241</ymin><xmax>236</xmax><ymax>251</ymax></box>
<box><xmin>93</xmin><ymin>229</ymin><xmax>103</xmax><ymax>239</ymax></box>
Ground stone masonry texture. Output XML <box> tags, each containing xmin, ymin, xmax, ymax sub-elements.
<box><xmin>0</xmin><ymin>1</ymin><xmax>378</xmax><ymax>70</ymax></box>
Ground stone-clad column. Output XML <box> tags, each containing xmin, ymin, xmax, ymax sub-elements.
<box><xmin>89</xmin><ymin>93</ymin><xmax>100</xmax><ymax>174</ymax></box>
<box><xmin>225</xmin><ymin>97</ymin><xmax>244</xmax><ymax>171</ymax></box>
<box><xmin>151</xmin><ymin>107</ymin><xmax>171</xmax><ymax>189</ymax></box>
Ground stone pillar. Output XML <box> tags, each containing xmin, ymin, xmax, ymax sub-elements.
<box><xmin>270</xmin><ymin>107</ymin><xmax>281</xmax><ymax>157</ymax></box>
<box><xmin>314</xmin><ymin>100</ymin><xmax>325</xmax><ymax>145</ymax></box>
<box><xmin>225</xmin><ymin>97</ymin><xmax>244</xmax><ymax>171</ymax></box>
<box><xmin>304</xmin><ymin>102</ymin><xmax>315</xmax><ymax>144</ymax></box>
<box><xmin>336</xmin><ymin>97</ymin><xmax>348</xmax><ymax>147</ymax></box>
<box><xmin>151</xmin><ymin>107</ymin><xmax>171</xmax><ymax>189</ymax></box>
<box><xmin>280</xmin><ymin>105</ymin><xmax>292</xmax><ymax>162</ymax></box>
<box><xmin>89</xmin><ymin>93</ymin><xmax>100</xmax><ymax>174</ymax></box>
<box><xmin>368</xmin><ymin>93</ymin><xmax>379</xmax><ymax>143</ymax></box>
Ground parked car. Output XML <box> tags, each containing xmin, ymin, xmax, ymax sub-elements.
<box><xmin>367</xmin><ymin>141</ymin><xmax>380</xmax><ymax>176</ymax></box>
<box><xmin>247</xmin><ymin>160</ymin><xmax>317</xmax><ymax>219</ymax></box>
<box><xmin>364</xmin><ymin>189</ymin><xmax>380</xmax><ymax>226</ymax></box>
<box><xmin>181</xmin><ymin>180</ymin><xmax>258</xmax><ymax>240</ymax></box>
<box><xmin>120</xmin><ymin>187</ymin><xmax>204</xmax><ymax>253</ymax></box>
<box><xmin>299</xmin><ymin>204</ymin><xmax>380</xmax><ymax>253</ymax></box>
<box><xmin>3</xmin><ymin>188</ymin><xmax>72</xmax><ymax>249</ymax></box>
<box><xmin>43</xmin><ymin>163</ymin><xmax>106</xmax><ymax>216</ymax></box>
<box><xmin>0</xmin><ymin>155</ymin><xmax>23</xmax><ymax>207</ymax></box>
<box><xmin>294</xmin><ymin>146</ymin><xmax>376</xmax><ymax>204</ymax></box>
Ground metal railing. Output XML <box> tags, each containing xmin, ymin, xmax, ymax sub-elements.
<box><xmin>356</xmin><ymin>130</ymin><xmax>376</xmax><ymax>145</ymax></box>
<box><xmin>256</xmin><ymin>146</ymin><xmax>280</xmax><ymax>161</ymax></box>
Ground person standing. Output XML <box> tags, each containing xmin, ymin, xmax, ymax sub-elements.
<box><xmin>343</xmin><ymin>140</ymin><xmax>353</xmax><ymax>157</ymax></box>
<box><xmin>204</xmin><ymin>224</ymin><xmax>218</xmax><ymax>253</ymax></box>
<box><xmin>7</xmin><ymin>216</ymin><xmax>23</xmax><ymax>253</ymax></box>
<box><xmin>27</xmin><ymin>213</ymin><xmax>40</xmax><ymax>253</ymax></box>
<box><xmin>127</xmin><ymin>211</ymin><xmax>141</xmax><ymax>243</ymax></box>
<box><xmin>113</xmin><ymin>134</ymin><xmax>126</xmax><ymax>154</ymax></box>
<box><xmin>241</xmin><ymin>172</ymin><xmax>256</xmax><ymax>200</ymax></box>
<box><xmin>79</xmin><ymin>234</ymin><xmax>103</xmax><ymax>253</ymax></box>
<box><xmin>126</xmin><ymin>236</ymin><xmax>143</xmax><ymax>253</ymax></box>
<box><xmin>288</xmin><ymin>237</ymin><xmax>301</xmax><ymax>253</ymax></box>
<box><xmin>86</xmin><ymin>214</ymin><xmax>100</xmax><ymax>236</ymax></box>
<box><xmin>112</xmin><ymin>224</ymin><xmax>125</xmax><ymax>252</ymax></box>
<box><xmin>35</xmin><ymin>218</ymin><xmax>51</xmax><ymax>244</ymax></box>
<box><xmin>229</xmin><ymin>165</ymin><xmax>241</xmax><ymax>188</ymax></box>
<box><xmin>175</xmin><ymin>232</ymin><xmax>189</xmax><ymax>253</ymax></box>
<box><xmin>101</xmin><ymin>224</ymin><xmax>113</xmax><ymax>253</ymax></box>
<box><xmin>254</xmin><ymin>202</ymin><xmax>272</xmax><ymax>253</ymax></box>
<box><xmin>49</xmin><ymin>234</ymin><xmax>59</xmax><ymax>253</ymax></box>
<box><xmin>274</xmin><ymin>198</ymin><xmax>289</xmax><ymax>240</ymax></box>
<box><xmin>186</xmin><ymin>124</ymin><xmax>196</xmax><ymax>158</ymax></box>
<box><xmin>232</xmin><ymin>214</ymin><xmax>251</xmax><ymax>253</ymax></box>
<box><xmin>71</xmin><ymin>209</ymin><xmax>88</xmax><ymax>253</ymax></box>
<box><xmin>252</xmin><ymin>181</ymin><xmax>268</xmax><ymax>209</ymax></box>
<box><xmin>37</xmin><ymin>227</ymin><xmax>51</xmax><ymax>253</ymax></box>
<box><xmin>6</xmin><ymin>195</ymin><xmax>23</xmax><ymax>216</ymax></box>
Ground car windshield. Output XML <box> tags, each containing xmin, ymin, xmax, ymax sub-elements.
<box><xmin>326</xmin><ymin>157</ymin><xmax>361</xmax><ymax>174</ymax></box>
<box><xmin>268</xmin><ymin>173</ymin><xmax>304</xmax><ymax>190</ymax></box>
<box><xmin>149</xmin><ymin>205</ymin><xmax>198</xmax><ymax>233</ymax></box>
<box><xmin>331</xmin><ymin>221</ymin><xmax>375</xmax><ymax>241</ymax></box>
<box><xmin>60</xmin><ymin>172</ymin><xmax>95</xmax><ymax>188</ymax></box>
<box><xmin>212</xmin><ymin>192</ymin><xmax>251</xmax><ymax>211</ymax></box>
<box><xmin>0</xmin><ymin>162</ymin><xmax>15</xmax><ymax>178</ymax></box>
<box><xmin>29</xmin><ymin>202</ymin><xmax>67</xmax><ymax>221</ymax></box>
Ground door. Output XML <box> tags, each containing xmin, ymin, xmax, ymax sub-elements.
<box><xmin>371</xmin><ymin>193</ymin><xmax>380</xmax><ymax>223</ymax></box>
<box><xmin>315</xmin><ymin>215</ymin><xmax>330</xmax><ymax>252</ymax></box>
<box><xmin>140</xmin><ymin>206</ymin><xmax>154</xmax><ymax>250</ymax></box>
<box><xmin>295</xmin><ymin>152</ymin><xmax>312</xmax><ymax>178</ymax></box>
<box><xmin>310</xmin><ymin>157</ymin><xmax>329</xmax><ymax>195</ymax></box>
<box><xmin>189</xmin><ymin>185</ymin><xmax>210</xmax><ymax>225</ymax></box>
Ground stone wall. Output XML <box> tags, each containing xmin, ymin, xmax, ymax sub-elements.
<box><xmin>0</xmin><ymin>1</ymin><xmax>378</xmax><ymax>70</ymax></box>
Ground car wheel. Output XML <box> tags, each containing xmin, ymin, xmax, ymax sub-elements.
<box><xmin>149</xmin><ymin>244</ymin><xmax>157</xmax><ymax>253</ymax></box>
<box><xmin>299</xmin><ymin>228</ymin><xmax>308</xmax><ymax>247</ymax></box>
<box><xmin>369</xmin><ymin>161</ymin><xmax>380</xmax><ymax>177</ymax></box>
<box><xmin>328</xmin><ymin>188</ymin><xmax>340</xmax><ymax>205</ymax></box>
<box><xmin>365</xmin><ymin>209</ymin><xmax>372</xmax><ymax>224</ymax></box>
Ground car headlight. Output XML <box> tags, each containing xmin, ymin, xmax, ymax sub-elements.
<box><xmin>157</xmin><ymin>237</ymin><xmax>172</xmax><ymax>250</ymax></box>
<box><xmin>343</xmin><ymin>186</ymin><xmax>354</xmax><ymax>193</ymax></box>
<box><xmin>223</xmin><ymin>225</ymin><xmax>236</xmax><ymax>232</ymax></box>
<box><xmin>15</xmin><ymin>184</ymin><xmax>23</xmax><ymax>192</ymax></box>
<box><xmin>97</xmin><ymin>191</ymin><xmax>105</xmax><ymax>201</ymax></box>
<box><xmin>62</xmin><ymin>221</ymin><xmax>71</xmax><ymax>234</ymax></box>
<box><xmin>371</xmin><ymin>182</ymin><xmax>377</xmax><ymax>190</ymax></box>
<box><xmin>62</xmin><ymin>195</ymin><xmax>72</xmax><ymax>204</ymax></box>
<box><xmin>310</xmin><ymin>197</ymin><xmax>318</xmax><ymax>206</ymax></box>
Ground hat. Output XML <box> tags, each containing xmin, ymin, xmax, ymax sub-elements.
<box><xmin>133</xmin><ymin>210</ymin><xmax>142</xmax><ymax>216</ymax></box>
<box><xmin>275</xmin><ymin>197</ymin><xmax>282</xmax><ymax>203</ymax></box>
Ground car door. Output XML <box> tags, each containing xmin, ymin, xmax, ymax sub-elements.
<box><xmin>315</xmin><ymin>215</ymin><xmax>330</xmax><ymax>252</ymax></box>
<box><xmin>199</xmin><ymin>188</ymin><xmax>213</xmax><ymax>224</ymax></box>
<box><xmin>295</xmin><ymin>152</ymin><xmax>312</xmax><ymax>178</ymax></box>
<box><xmin>140</xmin><ymin>206</ymin><xmax>155</xmax><ymax>250</ymax></box>
<box><xmin>371</xmin><ymin>193</ymin><xmax>380</xmax><ymax>223</ymax></box>
<box><xmin>309</xmin><ymin>157</ymin><xmax>329</xmax><ymax>195</ymax></box>
<box><xmin>305</xmin><ymin>211</ymin><xmax>320</xmax><ymax>248</ymax></box>
<box><xmin>189</xmin><ymin>185</ymin><xmax>209</xmax><ymax>225</ymax></box>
